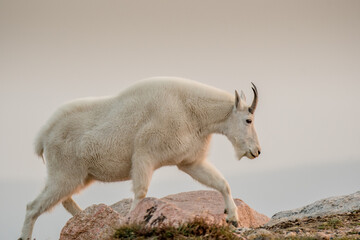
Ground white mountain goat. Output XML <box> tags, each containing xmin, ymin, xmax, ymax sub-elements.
<box><xmin>19</xmin><ymin>77</ymin><xmax>261</xmax><ymax>240</ymax></box>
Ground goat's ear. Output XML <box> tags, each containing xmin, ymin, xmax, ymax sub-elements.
<box><xmin>240</xmin><ymin>90</ymin><xmax>246</xmax><ymax>102</ymax></box>
<box><xmin>235</xmin><ymin>90</ymin><xmax>241</xmax><ymax>109</ymax></box>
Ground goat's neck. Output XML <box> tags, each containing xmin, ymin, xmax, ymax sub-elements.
<box><xmin>192</xmin><ymin>97</ymin><xmax>234</xmax><ymax>137</ymax></box>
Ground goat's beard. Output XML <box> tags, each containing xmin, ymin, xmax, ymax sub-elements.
<box><xmin>230</xmin><ymin>141</ymin><xmax>247</xmax><ymax>160</ymax></box>
<box><xmin>235</xmin><ymin>150</ymin><xmax>246</xmax><ymax>161</ymax></box>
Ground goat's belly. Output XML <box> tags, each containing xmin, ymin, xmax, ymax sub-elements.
<box><xmin>87</xmin><ymin>157</ymin><xmax>132</xmax><ymax>182</ymax></box>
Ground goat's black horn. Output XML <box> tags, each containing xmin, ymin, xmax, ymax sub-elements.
<box><xmin>249</xmin><ymin>82</ymin><xmax>258</xmax><ymax>114</ymax></box>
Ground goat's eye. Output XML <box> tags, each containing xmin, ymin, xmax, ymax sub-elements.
<box><xmin>246</xmin><ymin>119</ymin><xmax>252</xmax><ymax>124</ymax></box>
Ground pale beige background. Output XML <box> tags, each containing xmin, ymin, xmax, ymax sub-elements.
<box><xmin>1</xmin><ymin>0</ymin><xmax>360</xmax><ymax>239</ymax></box>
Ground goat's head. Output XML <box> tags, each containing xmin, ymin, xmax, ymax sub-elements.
<box><xmin>225</xmin><ymin>83</ymin><xmax>261</xmax><ymax>160</ymax></box>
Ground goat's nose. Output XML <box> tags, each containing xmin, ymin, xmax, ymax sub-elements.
<box><xmin>258</xmin><ymin>150</ymin><xmax>261</xmax><ymax>155</ymax></box>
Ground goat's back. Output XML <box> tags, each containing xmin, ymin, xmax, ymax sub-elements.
<box><xmin>34</xmin><ymin>77</ymin><xmax>231</xmax><ymax>165</ymax></box>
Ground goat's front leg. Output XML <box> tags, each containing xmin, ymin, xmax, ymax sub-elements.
<box><xmin>178</xmin><ymin>161</ymin><xmax>239</xmax><ymax>227</ymax></box>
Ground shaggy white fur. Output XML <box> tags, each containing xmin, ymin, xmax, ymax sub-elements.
<box><xmin>19</xmin><ymin>77</ymin><xmax>261</xmax><ymax>239</ymax></box>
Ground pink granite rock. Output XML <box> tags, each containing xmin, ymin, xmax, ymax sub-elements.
<box><xmin>61</xmin><ymin>191</ymin><xmax>270</xmax><ymax>239</ymax></box>
<box><xmin>60</xmin><ymin>204</ymin><xmax>124</xmax><ymax>240</ymax></box>
<box><xmin>112</xmin><ymin>190</ymin><xmax>269</xmax><ymax>228</ymax></box>
<box><xmin>126</xmin><ymin>197</ymin><xmax>191</xmax><ymax>227</ymax></box>
<box><xmin>162</xmin><ymin>190</ymin><xmax>269</xmax><ymax>228</ymax></box>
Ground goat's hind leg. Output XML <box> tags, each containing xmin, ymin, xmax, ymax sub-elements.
<box><xmin>62</xmin><ymin>197</ymin><xmax>82</xmax><ymax>216</ymax></box>
<box><xmin>19</xmin><ymin>176</ymin><xmax>85</xmax><ymax>240</ymax></box>
<box><xmin>62</xmin><ymin>177</ymin><xmax>94</xmax><ymax>216</ymax></box>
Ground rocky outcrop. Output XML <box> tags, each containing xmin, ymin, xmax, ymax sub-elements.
<box><xmin>60</xmin><ymin>191</ymin><xmax>360</xmax><ymax>239</ymax></box>
<box><xmin>60</xmin><ymin>190</ymin><xmax>269</xmax><ymax>239</ymax></box>
<box><xmin>267</xmin><ymin>191</ymin><xmax>360</xmax><ymax>226</ymax></box>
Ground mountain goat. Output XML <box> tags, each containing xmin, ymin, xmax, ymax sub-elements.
<box><xmin>19</xmin><ymin>77</ymin><xmax>261</xmax><ymax>239</ymax></box>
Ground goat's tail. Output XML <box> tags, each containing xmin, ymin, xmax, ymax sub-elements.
<box><xmin>34</xmin><ymin>130</ymin><xmax>45</xmax><ymax>163</ymax></box>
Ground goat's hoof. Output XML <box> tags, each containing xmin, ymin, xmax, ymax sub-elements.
<box><xmin>224</xmin><ymin>208</ymin><xmax>228</xmax><ymax>214</ymax></box>
<box><xmin>226</xmin><ymin>219</ymin><xmax>239</xmax><ymax>227</ymax></box>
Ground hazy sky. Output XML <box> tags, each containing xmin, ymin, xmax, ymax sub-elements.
<box><xmin>1</xmin><ymin>1</ymin><xmax>360</xmax><ymax>239</ymax></box>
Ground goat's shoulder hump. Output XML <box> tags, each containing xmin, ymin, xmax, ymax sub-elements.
<box><xmin>126</xmin><ymin>77</ymin><xmax>230</xmax><ymax>98</ymax></box>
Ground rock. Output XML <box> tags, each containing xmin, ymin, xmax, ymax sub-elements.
<box><xmin>115</xmin><ymin>190</ymin><xmax>269</xmax><ymax>228</ymax></box>
<box><xmin>60</xmin><ymin>190</ymin><xmax>269</xmax><ymax>239</ymax></box>
<box><xmin>246</xmin><ymin>229</ymin><xmax>274</xmax><ymax>240</ymax></box>
<box><xmin>126</xmin><ymin>197</ymin><xmax>190</xmax><ymax>227</ymax></box>
<box><xmin>285</xmin><ymin>232</ymin><xmax>296</xmax><ymax>238</ymax></box>
<box><xmin>267</xmin><ymin>191</ymin><xmax>360</xmax><ymax>226</ymax></box>
<box><xmin>60</xmin><ymin>204</ymin><xmax>124</xmax><ymax>240</ymax></box>
<box><xmin>110</xmin><ymin>198</ymin><xmax>132</xmax><ymax>217</ymax></box>
<box><xmin>235</xmin><ymin>227</ymin><xmax>252</xmax><ymax>234</ymax></box>
<box><xmin>316</xmin><ymin>232</ymin><xmax>331</xmax><ymax>240</ymax></box>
